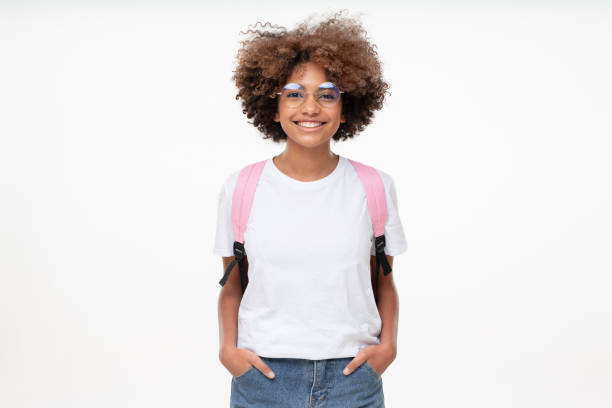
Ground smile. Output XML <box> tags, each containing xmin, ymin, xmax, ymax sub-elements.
<box><xmin>293</xmin><ymin>121</ymin><xmax>327</xmax><ymax>131</ymax></box>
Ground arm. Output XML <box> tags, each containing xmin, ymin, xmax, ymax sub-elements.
<box><xmin>343</xmin><ymin>254</ymin><xmax>399</xmax><ymax>376</ymax></box>
<box><xmin>370</xmin><ymin>254</ymin><xmax>398</xmax><ymax>357</ymax></box>
<box><xmin>217</xmin><ymin>257</ymin><xmax>276</xmax><ymax>378</ymax></box>
<box><xmin>218</xmin><ymin>255</ymin><xmax>248</xmax><ymax>355</ymax></box>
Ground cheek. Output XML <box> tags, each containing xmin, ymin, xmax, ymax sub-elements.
<box><xmin>277</xmin><ymin>107</ymin><xmax>290</xmax><ymax>122</ymax></box>
<box><xmin>330</xmin><ymin>109</ymin><xmax>343</xmax><ymax>122</ymax></box>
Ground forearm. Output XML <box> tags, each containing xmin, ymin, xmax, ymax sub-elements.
<box><xmin>218</xmin><ymin>290</ymin><xmax>242</xmax><ymax>352</ymax></box>
<box><xmin>373</xmin><ymin>255</ymin><xmax>399</xmax><ymax>353</ymax></box>
<box><xmin>377</xmin><ymin>279</ymin><xmax>398</xmax><ymax>351</ymax></box>
<box><xmin>218</xmin><ymin>256</ymin><xmax>245</xmax><ymax>353</ymax></box>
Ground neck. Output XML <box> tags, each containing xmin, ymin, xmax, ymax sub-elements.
<box><xmin>273</xmin><ymin>140</ymin><xmax>339</xmax><ymax>182</ymax></box>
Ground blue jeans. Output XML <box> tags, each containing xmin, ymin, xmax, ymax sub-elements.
<box><xmin>230</xmin><ymin>356</ymin><xmax>385</xmax><ymax>407</ymax></box>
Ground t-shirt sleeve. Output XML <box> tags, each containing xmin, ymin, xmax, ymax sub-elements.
<box><xmin>212</xmin><ymin>177</ymin><xmax>235</xmax><ymax>257</ymax></box>
<box><xmin>370</xmin><ymin>172</ymin><xmax>408</xmax><ymax>256</ymax></box>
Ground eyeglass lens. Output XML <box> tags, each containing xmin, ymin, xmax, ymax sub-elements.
<box><xmin>279</xmin><ymin>82</ymin><xmax>341</xmax><ymax>108</ymax></box>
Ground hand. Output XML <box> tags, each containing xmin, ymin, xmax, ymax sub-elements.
<box><xmin>219</xmin><ymin>346</ymin><xmax>275</xmax><ymax>379</ymax></box>
<box><xmin>342</xmin><ymin>344</ymin><xmax>396</xmax><ymax>377</ymax></box>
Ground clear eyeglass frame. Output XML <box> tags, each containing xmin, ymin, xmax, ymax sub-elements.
<box><xmin>274</xmin><ymin>82</ymin><xmax>344</xmax><ymax>109</ymax></box>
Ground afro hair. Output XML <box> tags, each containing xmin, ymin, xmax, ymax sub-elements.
<box><xmin>231</xmin><ymin>10</ymin><xmax>391</xmax><ymax>143</ymax></box>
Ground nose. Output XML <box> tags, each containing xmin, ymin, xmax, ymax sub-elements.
<box><xmin>300</xmin><ymin>92</ymin><xmax>320</xmax><ymax>115</ymax></box>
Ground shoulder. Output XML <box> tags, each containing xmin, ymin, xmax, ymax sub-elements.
<box><xmin>218</xmin><ymin>158</ymin><xmax>268</xmax><ymax>199</ymax></box>
<box><xmin>345</xmin><ymin>157</ymin><xmax>396</xmax><ymax>194</ymax></box>
<box><xmin>217</xmin><ymin>168</ymin><xmax>241</xmax><ymax>205</ymax></box>
<box><xmin>376</xmin><ymin>168</ymin><xmax>394</xmax><ymax>191</ymax></box>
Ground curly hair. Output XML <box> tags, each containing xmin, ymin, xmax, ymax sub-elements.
<box><xmin>231</xmin><ymin>10</ymin><xmax>391</xmax><ymax>143</ymax></box>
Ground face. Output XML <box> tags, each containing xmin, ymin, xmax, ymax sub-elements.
<box><xmin>273</xmin><ymin>61</ymin><xmax>346</xmax><ymax>148</ymax></box>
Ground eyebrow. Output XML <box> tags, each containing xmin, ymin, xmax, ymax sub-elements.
<box><xmin>284</xmin><ymin>81</ymin><xmax>336</xmax><ymax>89</ymax></box>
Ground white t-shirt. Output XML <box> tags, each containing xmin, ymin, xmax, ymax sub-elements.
<box><xmin>213</xmin><ymin>155</ymin><xmax>408</xmax><ymax>360</ymax></box>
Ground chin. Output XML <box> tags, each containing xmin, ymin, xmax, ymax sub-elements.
<box><xmin>288</xmin><ymin>133</ymin><xmax>331</xmax><ymax>148</ymax></box>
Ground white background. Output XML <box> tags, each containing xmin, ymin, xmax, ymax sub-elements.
<box><xmin>1</xmin><ymin>1</ymin><xmax>611</xmax><ymax>407</ymax></box>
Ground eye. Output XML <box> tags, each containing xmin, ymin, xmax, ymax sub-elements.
<box><xmin>317</xmin><ymin>88</ymin><xmax>338</xmax><ymax>101</ymax></box>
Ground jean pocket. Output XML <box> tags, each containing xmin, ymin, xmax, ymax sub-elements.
<box><xmin>363</xmin><ymin>361</ymin><xmax>382</xmax><ymax>380</ymax></box>
<box><xmin>232</xmin><ymin>365</ymin><xmax>255</xmax><ymax>382</ymax></box>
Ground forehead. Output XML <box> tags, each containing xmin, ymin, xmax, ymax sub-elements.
<box><xmin>285</xmin><ymin>62</ymin><xmax>330</xmax><ymax>86</ymax></box>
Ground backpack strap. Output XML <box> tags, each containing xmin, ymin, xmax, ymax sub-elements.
<box><xmin>218</xmin><ymin>159</ymin><xmax>267</xmax><ymax>293</ymax></box>
<box><xmin>347</xmin><ymin>159</ymin><xmax>393</xmax><ymax>296</ymax></box>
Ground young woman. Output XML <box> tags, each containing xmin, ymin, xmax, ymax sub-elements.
<box><xmin>214</xmin><ymin>11</ymin><xmax>408</xmax><ymax>407</ymax></box>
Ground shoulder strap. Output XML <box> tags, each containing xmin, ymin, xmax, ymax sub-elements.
<box><xmin>347</xmin><ymin>159</ymin><xmax>388</xmax><ymax>237</ymax></box>
<box><xmin>231</xmin><ymin>160</ymin><xmax>267</xmax><ymax>244</ymax></box>
<box><xmin>218</xmin><ymin>159</ymin><xmax>267</xmax><ymax>292</ymax></box>
<box><xmin>347</xmin><ymin>159</ymin><xmax>393</xmax><ymax>296</ymax></box>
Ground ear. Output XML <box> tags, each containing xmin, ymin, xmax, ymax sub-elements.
<box><xmin>274</xmin><ymin>112</ymin><xmax>280</xmax><ymax>122</ymax></box>
<box><xmin>340</xmin><ymin>113</ymin><xmax>346</xmax><ymax>123</ymax></box>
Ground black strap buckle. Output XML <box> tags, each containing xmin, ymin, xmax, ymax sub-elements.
<box><xmin>374</xmin><ymin>235</ymin><xmax>386</xmax><ymax>253</ymax></box>
<box><xmin>233</xmin><ymin>241</ymin><xmax>245</xmax><ymax>261</ymax></box>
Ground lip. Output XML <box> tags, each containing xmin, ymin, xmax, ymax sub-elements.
<box><xmin>293</xmin><ymin>121</ymin><xmax>327</xmax><ymax>132</ymax></box>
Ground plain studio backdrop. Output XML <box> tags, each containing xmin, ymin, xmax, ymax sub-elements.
<box><xmin>1</xmin><ymin>1</ymin><xmax>611</xmax><ymax>407</ymax></box>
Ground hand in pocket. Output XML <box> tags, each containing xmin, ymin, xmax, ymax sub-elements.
<box><xmin>219</xmin><ymin>347</ymin><xmax>276</xmax><ymax>379</ymax></box>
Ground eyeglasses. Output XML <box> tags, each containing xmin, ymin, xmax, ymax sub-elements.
<box><xmin>275</xmin><ymin>82</ymin><xmax>344</xmax><ymax>109</ymax></box>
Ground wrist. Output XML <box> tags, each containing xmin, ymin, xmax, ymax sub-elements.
<box><xmin>219</xmin><ymin>344</ymin><xmax>237</xmax><ymax>357</ymax></box>
<box><xmin>379</xmin><ymin>341</ymin><xmax>397</xmax><ymax>358</ymax></box>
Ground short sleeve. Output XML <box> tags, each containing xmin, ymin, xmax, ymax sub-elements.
<box><xmin>212</xmin><ymin>175</ymin><xmax>237</xmax><ymax>257</ymax></box>
<box><xmin>370</xmin><ymin>172</ymin><xmax>408</xmax><ymax>256</ymax></box>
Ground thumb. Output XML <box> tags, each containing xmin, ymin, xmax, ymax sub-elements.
<box><xmin>252</xmin><ymin>355</ymin><xmax>275</xmax><ymax>379</ymax></box>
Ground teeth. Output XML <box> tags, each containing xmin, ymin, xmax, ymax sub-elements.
<box><xmin>296</xmin><ymin>121</ymin><xmax>324</xmax><ymax>128</ymax></box>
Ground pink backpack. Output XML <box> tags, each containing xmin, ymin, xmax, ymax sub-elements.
<box><xmin>218</xmin><ymin>158</ymin><xmax>393</xmax><ymax>295</ymax></box>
